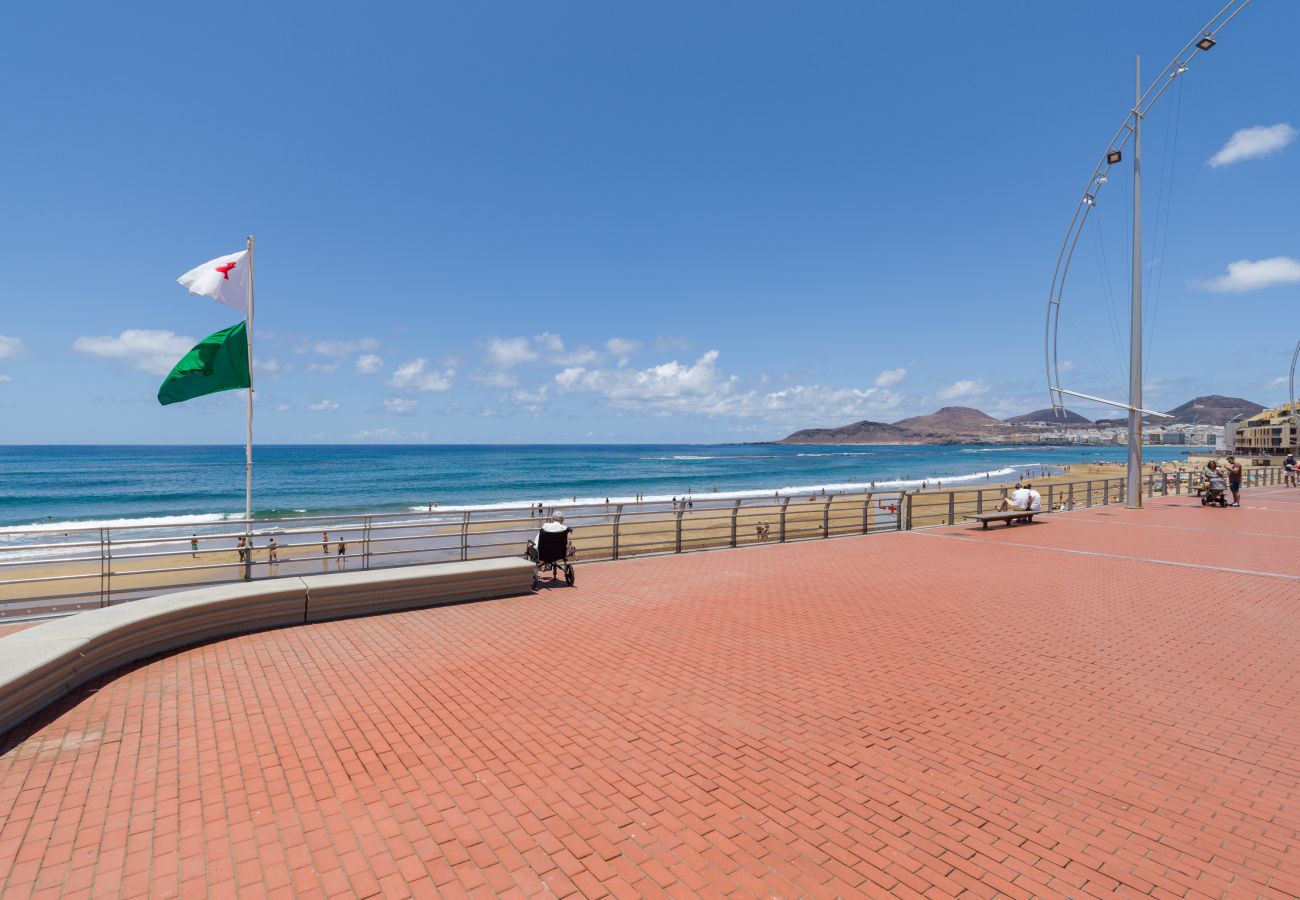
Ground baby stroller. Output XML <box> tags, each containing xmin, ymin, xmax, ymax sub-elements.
<box><xmin>1201</xmin><ymin>475</ymin><xmax>1229</xmax><ymax>507</ymax></box>
<box><xmin>526</xmin><ymin>521</ymin><xmax>575</xmax><ymax>588</ymax></box>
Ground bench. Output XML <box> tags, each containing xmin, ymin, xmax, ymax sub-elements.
<box><xmin>963</xmin><ymin>510</ymin><xmax>1041</xmax><ymax>529</ymax></box>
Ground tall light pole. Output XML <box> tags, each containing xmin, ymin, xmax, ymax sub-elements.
<box><xmin>1126</xmin><ymin>57</ymin><xmax>1144</xmax><ymax>508</ymax></box>
<box><xmin>1290</xmin><ymin>337</ymin><xmax>1299</xmax><ymax>453</ymax></box>
<box><xmin>1044</xmin><ymin>0</ymin><xmax>1253</xmax><ymax>507</ymax></box>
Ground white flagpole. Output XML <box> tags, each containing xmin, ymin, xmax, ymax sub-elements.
<box><xmin>244</xmin><ymin>234</ymin><xmax>255</xmax><ymax>581</ymax></box>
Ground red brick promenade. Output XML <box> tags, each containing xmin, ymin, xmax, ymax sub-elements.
<box><xmin>2</xmin><ymin>489</ymin><xmax>1298</xmax><ymax>898</ymax></box>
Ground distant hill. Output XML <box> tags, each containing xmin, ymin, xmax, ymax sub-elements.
<box><xmin>1004</xmin><ymin>407</ymin><xmax>1091</xmax><ymax>425</ymax></box>
<box><xmin>779</xmin><ymin>420</ymin><xmax>917</xmax><ymax>445</ymax></box>
<box><xmin>772</xmin><ymin>395</ymin><xmax>1265</xmax><ymax>445</ymax></box>
<box><xmin>1162</xmin><ymin>395</ymin><xmax>1263</xmax><ymax>426</ymax></box>
<box><xmin>892</xmin><ymin>406</ymin><xmax>1001</xmax><ymax>434</ymax></box>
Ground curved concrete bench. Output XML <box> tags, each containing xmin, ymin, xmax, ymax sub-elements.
<box><xmin>0</xmin><ymin>558</ymin><xmax>534</xmax><ymax>738</ymax></box>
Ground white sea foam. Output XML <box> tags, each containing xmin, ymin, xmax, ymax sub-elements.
<box><xmin>404</xmin><ymin>466</ymin><xmax>1021</xmax><ymax>514</ymax></box>
<box><xmin>0</xmin><ymin>511</ymin><xmax>243</xmax><ymax>537</ymax></box>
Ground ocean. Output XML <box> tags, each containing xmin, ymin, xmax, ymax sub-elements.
<box><xmin>0</xmin><ymin>443</ymin><xmax>1194</xmax><ymax>534</ymax></box>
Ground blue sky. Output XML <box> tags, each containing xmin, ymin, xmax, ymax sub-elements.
<box><xmin>1</xmin><ymin>0</ymin><xmax>1297</xmax><ymax>443</ymax></box>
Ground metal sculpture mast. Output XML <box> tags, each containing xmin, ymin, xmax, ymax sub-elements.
<box><xmin>1044</xmin><ymin>0</ymin><xmax>1253</xmax><ymax>508</ymax></box>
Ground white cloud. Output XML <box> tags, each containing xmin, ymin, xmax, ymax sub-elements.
<box><xmin>555</xmin><ymin>349</ymin><xmax>903</xmax><ymax>425</ymax></box>
<box><xmin>485</xmin><ymin>337</ymin><xmax>537</xmax><ymax>368</ymax></box>
<box><xmin>488</xmin><ymin>333</ymin><xmax>603</xmax><ymax>369</ymax></box>
<box><xmin>1266</xmin><ymin>375</ymin><xmax>1288</xmax><ymax>389</ymax></box>
<box><xmin>605</xmin><ymin>338</ymin><xmax>641</xmax><ymax>365</ymax></box>
<box><xmin>0</xmin><ymin>335</ymin><xmax>22</xmax><ymax>358</ymax></box>
<box><xmin>313</xmin><ymin>338</ymin><xmax>379</xmax><ymax>357</ymax></box>
<box><xmin>307</xmin><ymin>400</ymin><xmax>339</xmax><ymax>412</ymax></box>
<box><xmin>534</xmin><ymin>333</ymin><xmax>565</xmax><ymax>355</ymax></box>
<box><xmin>274</xmin><ymin>402</ymin><xmax>292</xmax><ymax>412</ymax></box>
<box><xmin>387</xmin><ymin>358</ymin><xmax>455</xmax><ymax>391</ymax></box>
<box><xmin>934</xmin><ymin>379</ymin><xmax>990</xmax><ymax>401</ymax></box>
<box><xmin>874</xmin><ymin>367</ymin><xmax>906</xmax><ymax>388</ymax></box>
<box><xmin>356</xmin><ymin>353</ymin><xmax>383</xmax><ymax>374</ymax></box>
<box><xmin>556</xmin><ymin>351</ymin><xmax>734</xmax><ymax>412</ymax></box>
<box><xmin>72</xmin><ymin>329</ymin><xmax>196</xmax><ymax>375</ymax></box>
<box><xmin>351</xmin><ymin>427</ymin><xmax>400</xmax><ymax>441</ymax></box>
<box><xmin>512</xmin><ymin>387</ymin><xmax>549</xmax><ymax>413</ymax></box>
<box><xmin>0</xmin><ymin>374</ymin><xmax>11</xmax><ymax>383</ymax></box>
<box><xmin>383</xmin><ymin>397</ymin><xmax>418</xmax><ymax>414</ymax></box>
<box><xmin>255</xmin><ymin>358</ymin><xmax>281</xmax><ymax>378</ymax></box>
<box><xmin>307</xmin><ymin>361</ymin><xmax>340</xmax><ymax>374</ymax></box>
<box><xmin>1196</xmin><ymin>257</ymin><xmax>1300</xmax><ymax>293</ymax></box>
<box><xmin>1208</xmin><ymin>124</ymin><xmax>1296</xmax><ymax>167</ymax></box>
<box><xmin>471</xmin><ymin>371</ymin><xmax>519</xmax><ymax>388</ymax></box>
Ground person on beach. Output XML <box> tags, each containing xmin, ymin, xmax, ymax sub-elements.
<box><xmin>336</xmin><ymin>539</ymin><xmax>347</xmax><ymax>570</ymax></box>
<box><xmin>268</xmin><ymin>538</ymin><xmax>279</xmax><ymax>567</ymax></box>
<box><xmin>236</xmin><ymin>536</ymin><xmax>247</xmax><ymax>563</ymax></box>
<box><xmin>191</xmin><ymin>535</ymin><xmax>198</xmax><ymax>558</ymax></box>
<box><xmin>1223</xmin><ymin>456</ymin><xmax>1243</xmax><ymax>507</ymax></box>
<box><xmin>1285</xmin><ymin>453</ymin><xmax>1296</xmax><ymax>488</ymax></box>
<box><xmin>322</xmin><ymin>532</ymin><xmax>329</xmax><ymax>557</ymax></box>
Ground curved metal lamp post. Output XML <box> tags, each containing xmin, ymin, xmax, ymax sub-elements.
<box><xmin>1291</xmin><ymin>337</ymin><xmax>1299</xmax><ymax>449</ymax></box>
<box><xmin>1044</xmin><ymin>0</ymin><xmax>1253</xmax><ymax>507</ymax></box>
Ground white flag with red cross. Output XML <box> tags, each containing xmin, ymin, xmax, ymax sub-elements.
<box><xmin>177</xmin><ymin>249</ymin><xmax>250</xmax><ymax>315</ymax></box>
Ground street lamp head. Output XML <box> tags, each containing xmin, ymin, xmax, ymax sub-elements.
<box><xmin>1174</xmin><ymin>63</ymin><xmax>1190</xmax><ymax>76</ymax></box>
<box><xmin>1196</xmin><ymin>35</ymin><xmax>1216</xmax><ymax>51</ymax></box>
<box><xmin>1082</xmin><ymin>194</ymin><xmax>1097</xmax><ymax>207</ymax></box>
<box><xmin>1095</xmin><ymin>174</ymin><xmax>1109</xmax><ymax>185</ymax></box>
<box><xmin>1106</xmin><ymin>150</ymin><xmax>1123</xmax><ymax>165</ymax></box>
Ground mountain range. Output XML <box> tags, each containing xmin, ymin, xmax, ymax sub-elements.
<box><xmin>775</xmin><ymin>396</ymin><xmax>1265</xmax><ymax>445</ymax></box>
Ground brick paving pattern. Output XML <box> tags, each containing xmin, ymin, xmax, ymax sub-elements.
<box><xmin>1</xmin><ymin>489</ymin><xmax>1298</xmax><ymax>898</ymax></box>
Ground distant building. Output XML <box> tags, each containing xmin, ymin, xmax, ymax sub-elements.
<box><xmin>1232</xmin><ymin>403</ymin><xmax>1298</xmax><ymax>461</ymax></box>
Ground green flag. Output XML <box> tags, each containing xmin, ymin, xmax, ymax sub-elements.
<box><xmin>157</xmin><ymin>322</ymin><xmax>251</xmax><ymax>406</ymax></box>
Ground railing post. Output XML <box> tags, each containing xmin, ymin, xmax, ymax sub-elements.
<box><xmin>674</xmin><ymin>508</ymin><xmax>684</xmax><ymax>553</ymax></box>
<box><xmin>460</xmin><ymin>512</ymin><xmax>470</xmax><ymax>561</ymax></box>
<box><xmin>362</xmin><ymin>515</ymin><xmax>373</xmax><ymax>570</ymax></box>
<box><xmin>862</xmin><ymin>494</ymin><xmax>872</xmax><ymax>534</ymax></box>
<box><xmin>1067</xmin><ymin>482</ymin><xmax>1074</xmax><ymax>510</ymax></box>
<box><xmin>1103</xmin><ymin>478</ymin><xmax>1110</xmax><ymax>505</ymax></box>
<box><xmin>946</xmin><ymin>491</ymin><xmax>955</xmax><ymax>526</ymax></box>
<box><xmin>904</xmin><ymin>492</ymin><xmax>913</xmax><ymax>531</ymax></box>
<box><xmin>730</xmin><ymin>499</ymin><xmax>740</xmax><ymax>548</ymax></box>
<box><xmin>822</xmin><ymin>496</ymin><xmax>832</xmax><ymax>538</ymax></box>
<box><xmin>976</xmin><ymin>488</ymin><xmax>984</xmax><ymax>515</ymax></box>
<box><xmin>243</xmin><ymin>518</ymin><xmax>253</xmax><ymax>582</ymax></box>
<box><xmin>779</xmin><ymin>497</ymin><xmax>790</xmax><ymax>542</ymax></box>
<box><xmin>99</xmin><ymin>528</ymin><xmax>108</xmax><ymax>608</ymax></box>
<box><xmin>104</xmin><ymin>528</ymin><xmax>113</xmax><ymax>607</ymax></box>
<box><xmin>612</xmin><ymin>504</ymin><xmax>623</xmax><ymax>560</ymax></box>
<box><xmin>1146</xmin><ymin>474</ymin><xmax>1153</xmax><ymax>498</ymax></box>
<box><xmin>1047</xmin><ymin>483</ymin><xmax>1054</xmax><ymax>512</ymax></box>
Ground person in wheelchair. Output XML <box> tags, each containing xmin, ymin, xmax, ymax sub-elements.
<box><xmin>526</xmin><ymin>514</ymin><xmax>575</xmax><ymax>587</ymax></box>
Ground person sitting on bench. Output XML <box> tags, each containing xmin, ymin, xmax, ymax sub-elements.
<box><xmin>994</xmin><ymin>482</ymin><xmax>1041</xmax><ymax>513</ymax></box>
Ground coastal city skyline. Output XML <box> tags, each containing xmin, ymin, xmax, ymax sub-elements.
<box><xmin>2</xmin><ymin>1</ymin><xmax>1298</xmax><ymax>443</ymax></box>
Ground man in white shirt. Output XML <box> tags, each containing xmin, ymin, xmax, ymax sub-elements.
<box><xmin>995</xmin><ymin>483</ymin><xmax>1031</xmax><ymax>512</ymax></box>
<box><xmin>1023</xmin><ymin>483</ymin><xmax>1043</xmax><ymax>512</ymax></box>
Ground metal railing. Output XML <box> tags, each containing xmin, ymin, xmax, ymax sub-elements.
<box><xmin>1</xmin><ymin>467</ymin><xmax>1285</xmax><ymax>622</ymax></box>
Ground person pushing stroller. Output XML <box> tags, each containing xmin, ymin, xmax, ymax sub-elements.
<box><xmin>1201</xmin><ymin>461</ymin><xmax>1229</xmax><ymax>508</ymax></box>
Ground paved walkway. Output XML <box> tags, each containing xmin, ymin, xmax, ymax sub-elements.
<box><xmin>2</xmin><ymin>489</ymin><xmax>1298</xmax><ymax>898</ymax></box>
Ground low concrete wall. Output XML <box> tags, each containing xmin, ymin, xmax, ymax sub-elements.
<box><xmin>303</xmin><ymin>557</ymin><xmax>533</xmax><ymax>622</ymax></box>
<box><xmin>0</xmin><ymin>558</ymin><xmax>534</xmax><ymax>739</ymax></box>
